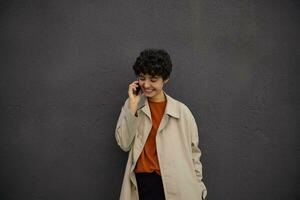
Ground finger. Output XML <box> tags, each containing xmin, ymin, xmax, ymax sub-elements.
<box><xmin>129</xmin><ymin>84</ymin><xmax>137</xmax><ymax>91</ymax></box>
<box><xmin>131</xmin><ymin>82</ymin><xmax>140</xmax><ymax>89</ymax></box>
<box><xmin>130</xmin><ymin>80</ymin><xmax>139</xmax><ymax>85</ymax></box>
<box><xmin>128</xmin><ymin>85</ymin><xmax>138</xmax><ymax>97</ymax></box>
<box><xmin>132</xmin><ymin>82</ymin><xmax>139</xmax><ymax>88</ymax></box>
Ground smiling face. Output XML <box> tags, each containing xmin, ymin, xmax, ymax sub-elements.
<box><xmin>138</xmin><ymin>73</ymin><xmax>169</xmax><ymax>102</ymax></box>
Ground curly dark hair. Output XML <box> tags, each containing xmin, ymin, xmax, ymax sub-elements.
<box><xmin>132</xmin><ymin>49</ymin><xmax>172</xmax><ymax>80</ymax></box>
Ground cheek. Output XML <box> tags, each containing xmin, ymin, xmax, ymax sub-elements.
<box><xmin>154</xmin><ymin>84</ymin><xmax>163</xmax><ymax>90</ymax></box>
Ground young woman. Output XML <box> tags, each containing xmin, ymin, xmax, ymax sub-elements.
<box><xmin>115</xmin><ymin>49</ymin><xmax>207</xmax><ymax>200</ymax></box>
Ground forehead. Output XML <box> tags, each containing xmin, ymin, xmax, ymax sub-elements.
<box><xmin>138</xmin><ymin>73</ymin><xmax>161</xmax><ymax>78</ymax></box>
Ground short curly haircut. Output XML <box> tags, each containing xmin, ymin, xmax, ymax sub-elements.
<box><xmin>133</xmin><ymin>49</ymin><xmax>172</xmax><ymax>80</ymax></box>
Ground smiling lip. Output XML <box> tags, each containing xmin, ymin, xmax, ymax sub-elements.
<box><xmin>144</xmin><ymin>89</ymin><xmax>154</xmax><ymax>93</ymax></box>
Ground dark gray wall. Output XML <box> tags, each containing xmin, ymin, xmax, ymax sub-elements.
<box><xmin>1</xmin><ymin>0</ymin><xmax>299</xmax><ymax>200</ymax></box>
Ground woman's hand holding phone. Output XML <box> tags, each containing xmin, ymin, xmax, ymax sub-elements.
<box><xmin>128</xmin><ymin>80</ymin><xmax>142</xmax><ymax>115</ymax></box>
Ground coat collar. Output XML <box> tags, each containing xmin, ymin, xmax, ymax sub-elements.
<box><xmin>137</xmin><ymin>92</ymin><xmax>180</xmax><ymax>119</ymax></box>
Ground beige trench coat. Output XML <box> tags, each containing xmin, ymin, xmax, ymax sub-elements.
<box><xmin>115</xmin><ymin>93</ymin><xmax>207</xmax><ymax>200</ymax></box>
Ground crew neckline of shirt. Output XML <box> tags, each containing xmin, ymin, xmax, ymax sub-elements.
<box><xmin>148</xmin><ymin>100</ymin><xmax>167</xmax><ymax>103</ymax></box>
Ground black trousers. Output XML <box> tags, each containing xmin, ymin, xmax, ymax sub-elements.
<box><xmin>135</xmin><ymin>172</ymin><xmax>166</xmax><ymax>200</ymax></box>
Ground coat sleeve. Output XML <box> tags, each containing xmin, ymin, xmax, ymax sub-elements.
<box><xmin>115</xmin><ymin>98</ymin><xmax>138</xmax><ymax>152</ymax></box>
<box><xmin>188</xmin><ymin>111</ymin><xmax>208</xmax><ymax>200</ymax></box>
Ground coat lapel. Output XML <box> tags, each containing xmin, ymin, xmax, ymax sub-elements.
<box><xmin>137</xmin><ymin>92</ymin><xmax>181</xmax><ymax>120</ymax></box>
<box><xmin>138</xmin><ymin>95</ymin><xmax>151</xmax><ymax>120</ymax></box>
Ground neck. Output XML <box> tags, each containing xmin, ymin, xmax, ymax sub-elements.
<box><xmin>148</xmin><ymin>91</ymin><xmax>166</xmax><ymax>102</ymax></box>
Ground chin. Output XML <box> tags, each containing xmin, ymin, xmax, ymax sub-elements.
<box><xmin>145</xmin><ymin>93</ymin><xmax>159</xmax><ymax>99</ymax></box>
<box><xmin>144</xmin><ymin>93</ymin><xmax>154</xmax><ymax>97</ymax></box>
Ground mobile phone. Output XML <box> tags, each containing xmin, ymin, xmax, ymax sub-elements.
<box><xmin>135</xmin><ymin>82</ymin><xmax>141</xmax><ymax>95</ymax></box>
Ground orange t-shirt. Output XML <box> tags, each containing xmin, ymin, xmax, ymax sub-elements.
<box><xmin>134</xmin><ymin>100</ymin><xmax>167</xmax><ymax>175</ymax></box>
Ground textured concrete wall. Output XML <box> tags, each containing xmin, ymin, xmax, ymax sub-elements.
<box><xmin>0</xmin><ymin>0</ymin><xmax>299</xmax><ymax>199</ymax></box>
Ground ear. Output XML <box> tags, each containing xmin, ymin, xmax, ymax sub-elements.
<box><xmin>164</xmin><ymin>78</ymin><xmax>169</xmax><ymax>83</ymax></box>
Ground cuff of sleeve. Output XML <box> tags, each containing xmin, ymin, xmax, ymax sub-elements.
<box><xmin>202</xmin><ymin>188</ymin><xmax>207</xmax><ymax>200</ymax></box>
<box><xmin>201</xmin><ymin>183</ymin><xmax>207</xmax><ymax>200</ymax></box>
